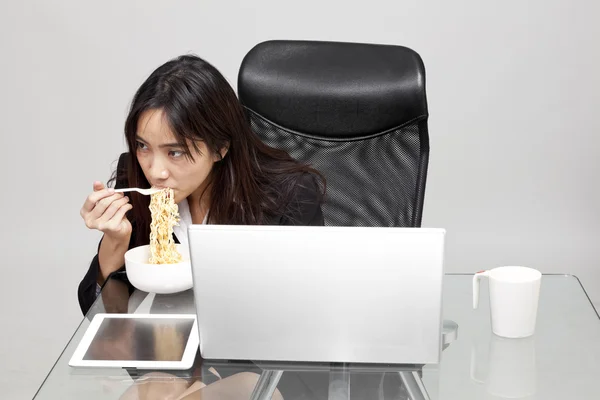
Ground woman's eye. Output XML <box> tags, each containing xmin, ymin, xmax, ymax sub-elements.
<box><xmin>136</xmin><ymin>141</ymin><xmax>148</xmax><ymax>151</ymax></box>
<box><xmin>169</xmin><ymin>150</ymin><xmax>184</xmax><ymax>158</ymax></box>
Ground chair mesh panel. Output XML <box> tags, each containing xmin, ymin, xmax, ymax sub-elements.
<box><xmin>249</xmin><ymin>112</ymin><xmax>425</xmax><ymax>227</ymax></box>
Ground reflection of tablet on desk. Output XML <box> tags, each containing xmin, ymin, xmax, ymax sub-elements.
<box><xmin>69</xmin><ymin>314</ymin><xmax>199</xmax><ymax>370</ymax></box>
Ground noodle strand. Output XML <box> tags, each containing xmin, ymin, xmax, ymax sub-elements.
<box><xmin>148</xmin><ymin>188</ymin><xmax>183</xmax><ymax>264</ymax></box>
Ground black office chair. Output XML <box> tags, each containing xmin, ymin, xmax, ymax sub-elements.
<box><xmin>238</xmin><ymin>39</ymin><xmax>430</xmax><ymax>227</ymax></box>
<box><xmin>238</xmin><ymin>40</ymin><xmax>453</xmax><ymax>400</ymax></box>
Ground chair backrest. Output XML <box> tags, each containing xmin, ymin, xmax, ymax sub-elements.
<box><xmin>238</xmin><ymin>40</ymin><xmax>430</xmax><ymax>227</ymax></box>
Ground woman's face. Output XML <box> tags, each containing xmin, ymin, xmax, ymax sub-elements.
<box><xmin>135</xmin><ymin>109</ymin><xmax>222</xmax><ymax>204</ymax></box>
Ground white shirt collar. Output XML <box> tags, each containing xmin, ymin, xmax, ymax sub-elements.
<box><xmin>172</xmin><ymin>198</ymin><xmax>207</xmax><ymax>247</ymax></box>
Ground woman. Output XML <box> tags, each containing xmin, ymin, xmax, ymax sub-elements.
<box><xmin>78</xmin><ymin>54</ymin><xmax>325</xmax><ymax>314</ymax></box>
<box><xmin>78</xmin><ymin>54</ymin><xmax>324</xmax><ymax>399</ymax></box>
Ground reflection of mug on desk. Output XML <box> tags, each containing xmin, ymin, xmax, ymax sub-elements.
<box><xmin>471</xmin><ymin>334</ymin><xmax>537</xmax><ymax>399</ymax></box>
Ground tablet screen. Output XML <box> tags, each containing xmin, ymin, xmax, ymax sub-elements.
<box><xmin>82</xmin><ymin>317</ymin><xmax>195</xmax><ymax>362</ymax></box>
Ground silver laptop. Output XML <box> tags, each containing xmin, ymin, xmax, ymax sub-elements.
<box><xmin>188</xmin><ymin>225</ymin><xmax>445</xmax><ymax>364</ymax></box>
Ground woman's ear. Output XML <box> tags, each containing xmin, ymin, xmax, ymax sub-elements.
<box><xmin>214</xmin><ymin>144</ymin><xmax>229</xmax><ymax>161</ymax></box>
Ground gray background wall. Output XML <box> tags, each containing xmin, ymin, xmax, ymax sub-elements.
<box><xmin>1</xmin><ymin>0</ymin><xmax>598</xmax><ymax>398</ymax></box>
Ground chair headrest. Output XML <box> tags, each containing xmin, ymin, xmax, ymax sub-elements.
<box><xmin>238</xmin><ymin>40</ymin><xmax>428</xmax><ymax>139</ymax></box>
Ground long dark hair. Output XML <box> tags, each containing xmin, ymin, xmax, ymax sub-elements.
<box><xmin>115</xmin><ymin>55</ymin><xmax>324</xmax><ymax>246</ymax></box>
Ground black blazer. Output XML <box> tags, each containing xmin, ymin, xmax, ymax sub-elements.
<box><xmin>78</xmin><ymin>153</ymin><xmax>325</xmax><ymax>315</ymax></box>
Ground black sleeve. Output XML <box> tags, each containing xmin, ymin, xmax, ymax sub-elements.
<box><xmin>77</xmin><ymin>153</ymin><xmax>135</xmax><ymax>316</ymax></box>
<box><xmin>77</xmin><ymin>230</ymin><xmax>138</xmax><ymax>316</ymax></box>
<box><xmin>280</xmin><ymin>172</ymin><xmax>325</xmax><ymax>226</ymax></box>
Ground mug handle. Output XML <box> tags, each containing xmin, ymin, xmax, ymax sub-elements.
<box><xmin>473</xmin><ymin>270</ymin><xmax>490</xmax><ymax>309</ymax></box>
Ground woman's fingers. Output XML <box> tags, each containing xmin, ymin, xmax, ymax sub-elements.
<box><xmin>83</xmin><ymin>193</ymin><xmax>125</xmax><ymax>230</ymax></box>
<box><xmin>81</xmin><ymin>182</ymin><xmax>133</xmax><ymax>237</ymax></box>
<box><xmin>96</xmin><ymin>196</ymin><xmax>130</xmax><ymax>226</ymax></box>
<box><xmin>93</xmin><ymin>181</ymin><xmax>105</xmax><ymax>191</ymax></box>
<box><xmin>81</xmin><ymin>188</ymin><xmax>117</xmax><ymax>214</ymax></box>
<box><xmin>101</xmin><ymin>203</ymin><xmax>133</xmax><ymax>233</ymax></box>
<box><xmin>88</xmin><ymin>192</ymin><xmax>125</xmax><ymax>219</ymax></box>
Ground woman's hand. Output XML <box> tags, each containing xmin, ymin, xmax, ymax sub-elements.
<box><xmin>81</xmin><ymin>181</ymin><xmax>132</xmax><ymax>241</ymax></box>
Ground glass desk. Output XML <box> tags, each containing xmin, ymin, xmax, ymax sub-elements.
<box><xmin>33</xmin><ymin>274</ymin><xmax>600</xmax><ymax>399</ymax></box>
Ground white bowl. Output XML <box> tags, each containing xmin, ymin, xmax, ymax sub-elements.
<box><xmin>124</xmin><ymin>244</ymin><xmax>193</xmax><ymax>294</ymax></box>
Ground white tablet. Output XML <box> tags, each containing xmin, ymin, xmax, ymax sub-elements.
<box><xmin>69</xmin><ymin>313</ymin><xmax>199</xmax><ymax>370</ymax></box>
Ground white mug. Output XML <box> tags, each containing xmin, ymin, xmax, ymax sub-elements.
<box><xmin>473</xmin><ymin>266</ymin><xmax>541</xmax><ymax>338</ymax></box>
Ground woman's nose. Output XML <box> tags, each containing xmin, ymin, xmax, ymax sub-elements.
<box><xmin>149</xmin><ymin>160</ymin><xmax>169</xmax><ymax>181</ymax></box>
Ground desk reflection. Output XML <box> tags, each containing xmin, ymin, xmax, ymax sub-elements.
<box><xmin>471</xmin><ymin>333</ymin><xmax>536</xmax><ymax>399</ymax></box>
